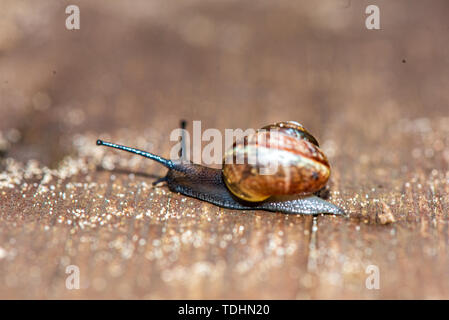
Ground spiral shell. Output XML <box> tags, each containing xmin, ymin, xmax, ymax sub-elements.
<box><xmin>261</xmin><ymin>121</ymin><xmax>320</xmax><ymax>146</ymax></box>
<box><xmin>222</xmin><ymin>121</ymin><xmax>330</xmax><ymax>202</ymax></box>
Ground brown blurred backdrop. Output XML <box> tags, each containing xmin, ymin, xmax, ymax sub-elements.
<box><xmin>1</xmin><ymin>0</ymin><xmax>448</xmax><ymax>165</ymax></box>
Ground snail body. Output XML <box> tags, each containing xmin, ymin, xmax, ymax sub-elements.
<box><xmin>96</xmin><ymin>121</ymin><xmax>344</xmax><ymax>215</ymax></box>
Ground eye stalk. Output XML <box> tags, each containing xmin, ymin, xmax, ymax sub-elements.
<box><xmin>96</xmin><ymin>139</ymin><xmax>175</xmax><ymax>169</ymax></box>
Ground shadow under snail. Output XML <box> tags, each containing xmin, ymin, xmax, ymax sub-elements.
<box><xmin>96</xmin><ymin>121</ymin><xmax>344</xmax><ymax>215</ymax></box>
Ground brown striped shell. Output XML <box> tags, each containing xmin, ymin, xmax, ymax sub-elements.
<box><xmin>222</xmin><ymin>121</ymin><xmax>330</xmax><ymax>202</ymax></box>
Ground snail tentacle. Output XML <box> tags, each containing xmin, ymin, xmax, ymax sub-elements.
<box><xmin>97</xmin><ymin>139</ymin><xmax>188</xmax><ymax>173</ymax></box>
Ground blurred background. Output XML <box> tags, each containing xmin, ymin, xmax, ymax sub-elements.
<box><xmin>1</xmin><ymin>0</ymin><xmax>448</xmax><ymax>165</ymax></box>
<box><xmin>1</xmin><ymin>0</ymin><xmax>449</xmax><ymax>299</ymax></box>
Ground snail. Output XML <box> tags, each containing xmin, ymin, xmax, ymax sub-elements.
<box><xmin>96</xmin><ymin>121</ymin><xmax>344</xmax><ymax>215</ymax></box>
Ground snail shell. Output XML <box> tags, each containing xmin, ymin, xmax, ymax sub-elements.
<box><xmin>222</xmin><ymin>121</ymin><xmax>330</xmax><ymax>202</ymax></box>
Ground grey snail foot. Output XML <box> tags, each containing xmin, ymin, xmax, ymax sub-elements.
<box><xmin>165</xmin><ymin>164</ymin><xmax>345</xmax><ymax>215</ymax></box>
